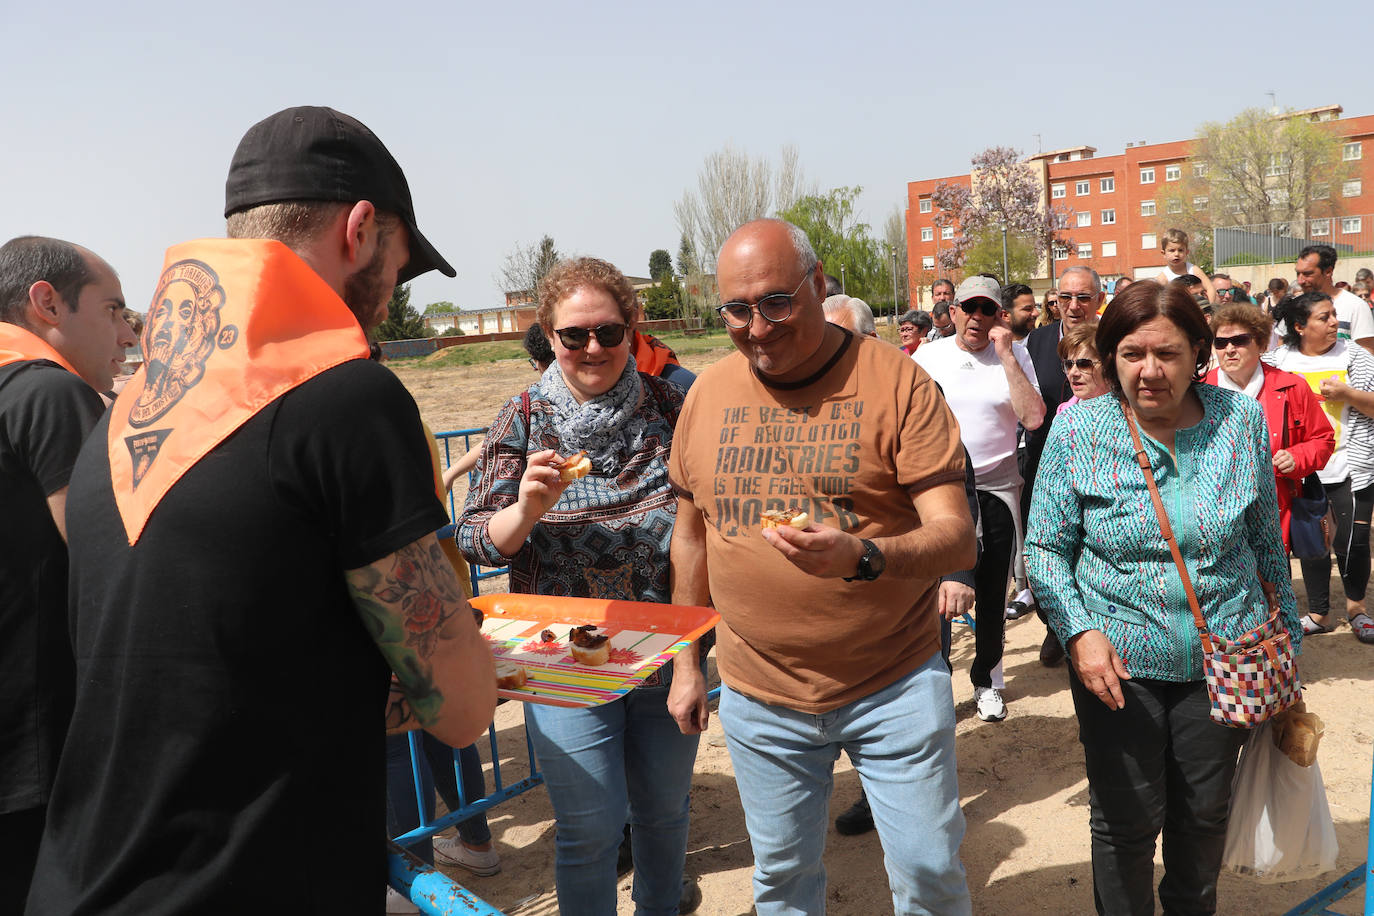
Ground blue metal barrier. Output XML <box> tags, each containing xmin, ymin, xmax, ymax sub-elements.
<box><xmin>433</xmin><ymin>428</ymin><xmax>510</xmax><ymax>594</ymax></box>
<box><xmin>388</xmin><ymin>841</ymin><xmax>506</xmax><ymax>916</ymax></box>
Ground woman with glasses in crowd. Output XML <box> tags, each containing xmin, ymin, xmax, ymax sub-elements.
<box><xmin>1026</xmin><ymin>281</ymin><xmax>1298</xmax><ymax>915</ymax></box>
<box><xmin>1055</xmin><ymin>323</ymin><xmax>1110</xmax><ymax>413</ymax></box>
<box><xmin>1267</xmin><ymin>292</ymin><xmax>1374</xmax><ymax>644</ymax></box>
<box><xmin>459</xmin><ymin>257</ymin><xmax>705</xmax><ymax>914</ymax></box>
<box><xmin>1204</xmin><ymin>304</ymin><xmax>1333</xmax><ymax>555</ymax></box>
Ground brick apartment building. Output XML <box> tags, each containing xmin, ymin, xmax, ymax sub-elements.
<box><xmin>906</xmin><ymin>105</ymin><xmax>1374</xmax><ymax>309</ymax></box>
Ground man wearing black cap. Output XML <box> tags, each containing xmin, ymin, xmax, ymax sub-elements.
<box><xmin>26</xmin><ymin>107</ymin><xmax>495</xmax><ymax>915</ymax></box>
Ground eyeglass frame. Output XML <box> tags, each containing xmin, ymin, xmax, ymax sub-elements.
<box><xmin>716</xmin><ymin>272</ymin><xmax>812</xmax><ymax>329</ymax></box>
<box><xmin>551</xmin><ymin>322</ymin><xmax>629</xmax><ymax>351</ymax></box>
<box><xmin>956</xmin><ymin>299</ymin><xmax>1001</xmax><ymax>317</ymax></box>
<box><xmin>1060</xmin><ymin>357</ymin><xmax>1100</xmax><ymax>372</ymax></box>
<box><xmin>1212</xmin><ymin>332</ymin><xmax>1254</xmax><ymax>351</ymax></box>
<box><xmin>1055</xmin><ymin>292</ymin><xmax>1098</xmax><ymax>305</ymax></box>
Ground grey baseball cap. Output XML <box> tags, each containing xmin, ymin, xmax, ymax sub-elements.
<box><xmin>955</xmin><ymin>275</ymin><xmax>1002</xmax><ymax>308</ymax></box>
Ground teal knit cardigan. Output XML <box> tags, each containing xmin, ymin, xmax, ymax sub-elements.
<box><xmin>1025</xmin><ymin>385</ymin><xmax>1301</xmax><ymax>682</ymax></box>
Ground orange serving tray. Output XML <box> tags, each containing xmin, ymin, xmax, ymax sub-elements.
<box><xmin>470</xmin><ymin>593</ymin><xmax>719</xmax><ymax>708</ymax></box>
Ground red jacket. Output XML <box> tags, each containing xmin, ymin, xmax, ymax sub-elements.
<box><xmin>1204</xmin><ymin>364</ymin><xmax>1334</xmax><ymax>550</ymax></box>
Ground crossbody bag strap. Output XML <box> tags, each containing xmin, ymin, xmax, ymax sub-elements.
<box><xmin>1120</xmin><ymin>400</ymin><xmax>1215</xmax><ymax>655</ymax></box>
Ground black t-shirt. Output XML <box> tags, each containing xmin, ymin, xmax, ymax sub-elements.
<box><xmin>0</xmin><ymin>360</ymin><xmax>104</xmax><ymax>815</ymax></box>
<box><xmin>27</xmin><ymin>359</ymin><xmax>448</xmax><ymax>915</ymax></box>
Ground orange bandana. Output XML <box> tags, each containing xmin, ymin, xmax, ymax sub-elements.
<box><xmin>107</xmin><ymin>239</ymin><xmax>369</xmax><ymax>544</ymax></box>
<box><xmin>0</xmin><ymin>323</ymin><xmax>83</xmax><ymax>377</ymax></box>
<box><xmin>632</xmin><ymin>331</ymin><xmax>680</xmax><ymax>378</ymax></box>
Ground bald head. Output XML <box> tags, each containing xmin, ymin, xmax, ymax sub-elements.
<box><xmin>717</xmin><ymin>219</ymin><xmax>818</xmax><ymax>282</ymax></box>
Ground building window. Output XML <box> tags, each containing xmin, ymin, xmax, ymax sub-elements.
<box><xmin>1165</xmin><ymin>164</ymin><xmax>1181</xmax><ymax>181</ymax></box>
<box><xmin>1077</xmin><ymin>243</ymin><xmax>1092</xmax><ymax>259</ymax></box>
<box><xmin>1311</xmin><ymin>219</ymin><xmax>1330</xmax><ymax>237</ymax></box>
<box><xmin>1342</xmin><ymin>217</ymin><xmax>1363</xmax><ymax>234</ymax></box>
<box><xmin>1140</xmin><ymin>167</ymin><xmax>1155</xmax><ymax>184</ymax></box>
<box><xmin>1077</xmin><ymin>211</ymin><xmax>1091</xmax><ymax>228</ymax></box>
<box><xmin>1141</xmin><ymin>200</ymin><xmax>1156</xmax><ymax>217</ymax></box>
<box><xmin>921</xmin><ymin>255</ymin><xmax>935</xmax><ymax>269</ymax></box>
<box><xmin>1193</xmin><ymin>162</ymin><xmax>1208</xmax><ymax>178</ymax></box>
<box><xmin>1344</xmin><ymin>141</ymin><xmax>1363</xmax><ymax>161</ymax></box>
<box><xmin>919</xmin><ymin>198</ymin><xmax>932</xmax><ymax>213</ymax></box>
<box><xmin>1100</xmin><ymin>177</ymin><xmax>1115</xmax><ymax>192</ymax></box>
<box><xmin>1053</xmin><ymin>244</ymin><xmax>1069</xmax><ymax>261</ymax></box>
<box><xmin>921</xmin><ymin>227</ymin><xmax>933</xmax><ymax>242</ymax></box>
<box><xmin>1101</xmin><ymin>208</ymin><xmax>1116</xmax><ymax>225</ymax></box>
<box><xmin>1313</xmin><ymin>184</ymin><xmax>1330</xmax><ymax>200</ymax></box>
<box><xmin>1102</xmin><ymin>241</ymin><xmax>1117</xmax><ymax>257</ymax></box>
<box><xmin>1142</xmin><ymin>233</ymin><xmax>1157</xmax><ymax>249</ymax></box>
<box><xmin>1343</xmin><ymin>180</ymin><xmax>1362</xmax><ymax>198</ymax></box>
<box><xmin>1051</xmin><ymin>184</ymin><xmax>1066</xmax><ymax>199</ymax></box>
<box><xmin>1193</xmin><ymin>196</ymin><xmax>1208</xmax><ymax>210</ymax></box>
<box><xmin>941</xmin><ymin>226</ymin><xmax>954</xmax><ymax>240</ymax></box>
<box><xmin>1166</xmin><ymin>199</ymin><xmax>1183</xmax><ymax>214</ymax></box>
<box><xmin>1076</xmin><ymin>180</ymin><xmax>1090</xmax><ymax>195</ymax></box>
<box><xmin>1266</xmin><ymin>154</ymin><xmax>1290</xmax><ymax>177</ymax></box>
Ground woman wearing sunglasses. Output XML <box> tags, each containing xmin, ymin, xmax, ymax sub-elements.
<box><xmin>1203</xmin><ymin>305</ymin><xmax>1333</xmax><ymax>556</ymax></box>
<box><xmin>458</xmin><ymin>257</ymin><xmax>705</xmax><ymax>914</ymax></box>
<box><xmin>1266</xmin><ymin>292</ymin><xmax>1374</xmax><ymax>644</ymax></box>
<box><xmin>1054</xmin><ymin>323</ymin><xmax>1110</xmax><ymax>415</ymax></box>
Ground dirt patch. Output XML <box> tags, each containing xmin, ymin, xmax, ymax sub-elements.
<box><xmin>394</xmin><ymin>354</ymin><xmax>1373</xmax><ymax>916</ymax></box>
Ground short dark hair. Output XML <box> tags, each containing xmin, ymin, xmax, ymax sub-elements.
<box><xmin>522</xmin><ymin>322</ymin><xmax>554</xmax><ymax>368</ymax></box>
<box><xmin>932</xmin><ymin>301</ymin><xmax>951</xmax><ymax>319</ymax></box>
<box><xmin>0</xmin><ymin>236</ymin><xmax>93</xmax><ymax>325</ymax></box>
<box><xmin>1209</xmin><ymin>273</ymin><xmax>1232</xmax><ymax>283</ymax></box>
<box><xmin>1002</xmin><ymin>283</ymin><xmax>1033</xmax><ymax>308</ymax></box>
<box><xmin>1172</xmin><ymin>273</ymin><xmax>1203</xmax><ymax>288</ymax></box>
<box><xmin>1299</xmin><ymin>244</ymin><xmax>1337</xmax><ymax>273</ymax></box>
<box><xmin>1275</xmin><ymin>291</ymin><xmax>1333</xmax><ymax>348</ymax></box>
<box><xmin>824</xmin><ymin>273</ymin><xmax>843</xmax><ymax>297</ymax></box>
<box><xmin>932</xmin><ymin>279</ymin><xmax>955</xmax><ymax>296</ymax></box>
<box><xmin>899</xmin><ymin>309</ymin><xmax>932</xmax><ymax>330</ymax></box>
<box><xmin>1268</xmin><ymin>277</ymin><xmax>1289</xmax><ymax>294</ymax></box>
<box><xmin>1096</xmin><ymin>281</ymin><xmax>1211</xmax><ymax>393</ymax></box>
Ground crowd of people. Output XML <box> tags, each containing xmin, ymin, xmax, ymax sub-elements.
<box><xmin>0</xmin><ymin>100</ymin><xmax>1365</xmax><ymax>916</ymax></box>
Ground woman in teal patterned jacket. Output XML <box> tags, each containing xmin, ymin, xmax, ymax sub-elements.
<box><xmin>1025</xmin><ymin>281</ymin><xmax>1299</xmax><ymax>916</ymax></box>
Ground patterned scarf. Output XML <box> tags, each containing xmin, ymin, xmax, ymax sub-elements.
<box><xmin>540</xmin><ymin>355</ymin><xmax>646</xmax><ymax>474</ymax></box>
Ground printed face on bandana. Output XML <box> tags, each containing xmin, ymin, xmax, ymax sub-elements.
<box><xmin>548</xmin><ymin>285</ymin><xmax>631</xmax><ymax>403</ymax></box>
<box><xmin>136</xmin><ymin>269</ymin><xmax>223</xmax><ymax>427</ymax></box>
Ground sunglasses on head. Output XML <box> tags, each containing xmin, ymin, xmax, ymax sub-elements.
<box><xmin>552</xmin><ymin>323</ymin><xmax>628</xmax><ymax>350</ymax></box>
<box><xmin>957</xmin><ymin>300</ymin><xmax>1000</xmax><ymax>317</ymax></box>
<box><xmin>1061</xmin><ymin>358</ymin><xmax>1099</xmax><ymax>372</ymax></box>
<box><xmin>1213</xmin><ymin>332</ymin><xmax>1253</xmax><ymax>351</ymax></box>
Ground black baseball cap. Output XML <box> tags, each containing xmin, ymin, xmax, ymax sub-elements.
<box><xmin>224</xmin><ymin>106</ymin><xmax>455</xmax><ymax>284</ymax></box>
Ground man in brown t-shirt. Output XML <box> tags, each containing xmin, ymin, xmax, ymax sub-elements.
<box><xmin>666</xmin><ymin>219</ymin><xmax>975</xmax><ymax>915</ymax></box>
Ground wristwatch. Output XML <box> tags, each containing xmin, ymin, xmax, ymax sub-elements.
<box><xmin>843</xmin><ymin>538</ymin><xmax>886</xmax><ymax>582</ymax></box>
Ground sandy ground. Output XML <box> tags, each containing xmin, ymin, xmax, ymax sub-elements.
<box><xmin>391</xmin><ymin>351</ymin><xmax>1374</xmax><ymax>916</ymax></box>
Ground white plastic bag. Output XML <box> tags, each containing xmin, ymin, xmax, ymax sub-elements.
<box><xmin>1222</xmin><ymin>720</ymin><xmax>1339</xmax><ymax>883</ymax></box>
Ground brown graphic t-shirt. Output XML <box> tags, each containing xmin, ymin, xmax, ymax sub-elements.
<box><xmin>669</xmin><ymin>334</ymin><xmax>966</xmax><ymax>712</ymax></box>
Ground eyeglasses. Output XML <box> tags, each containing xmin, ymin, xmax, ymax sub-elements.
<box><xmin>1213</xmin><ymin>332</ymin><xmax>1253</xmax><ymax>351</ymax></box>
<box><xmin>552</xmin><ymin>323</ymin><xmax>628</xmax><ymax>350</ymax></box>
<box><xmin>1060</xmin><ymin>358</ymin><xmax>1099</xmax><ymax>372</ymax></box>
<box><xmin>1056</xmin><ymin>292</ymin><xmax>1097</xmax><ymax>305</ymax></box>
<box><xmin>957</xmin><ymin>300</ymin><xmax>1000</xmax><ymax>317</ymax></box>
<box><xmin>717</xmin><ymin>273</ymin><xmax>810</xmax><ymax>329</ymax></box>
<box><xmin>1216</xmin><ymin>289</ymin><xmax>1235</xmax><ymax>299</ymax></box>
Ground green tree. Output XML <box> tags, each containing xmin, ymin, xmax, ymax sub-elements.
<box><xmin>779</xmin><ymin>186</ymin><xmax>883</xmax><ymax>301</ymax></box>
<box><xmin>959</xmin><ymin>228</ymin><xmax>1040</xmax><ymax>285</ymax></box>
<box><xmin>676</xmin><ymin>233</ymin><xmax>698</xmax><ymax>276</ymax></box>
<box><xmin>648</xmin><ymin>249</ymin><xmax>673</xmax><ymax>281</ymax></box>
<box><xmin>374</xmin><ymin>284</ymin><xmax>431</xmax><ymax>341</ymax></box>
<box><xmin>643</xmin><ymin>276</ymin><xmax>682</xmax><ymax>321</ymax></box>
<box><xmin>423</xmin><ymin>300</ymin><xmax>457</xmax><ymax>315</ymax></box>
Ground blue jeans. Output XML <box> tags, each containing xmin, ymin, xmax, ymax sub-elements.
<box><xmin>525</xmin><ymin>666</ymin><xmax>701</xmax><ymax>916</ymax></box>
<box><xmin>385</xmin><ymin>733</ymin><xmax>491</xmax><ymax>865</ymax></box>
<box><xmin>719</xmin><ymin>654</ymin><xmax>971</xmax><ymax>916</ymax></box>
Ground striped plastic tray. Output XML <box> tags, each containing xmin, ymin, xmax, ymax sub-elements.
<box><xmin>471</xmin><ymin>593</ymin><xmax>719</xmax><ymax>708</ymax></box>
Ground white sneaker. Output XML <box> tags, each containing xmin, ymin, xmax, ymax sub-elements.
<box><xmin>433</xmin><ymin>837</ymin><xmax>502</xmax><ymax>876</ymax></box>
<box><xmin>386</xmin><ymin>886</ymin><xmax>420</xmax><ymax>914</ymax></box>
<box><xmin>974</xmin><ymin>686</ymin><xmax>1006</xmax><ymax>722</ymax></box>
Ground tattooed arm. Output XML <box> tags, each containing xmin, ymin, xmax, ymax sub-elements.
<box><xmin>346</xmin><ymin>533</ymin><xmax>496</xmax><ymax>746</ymax></box>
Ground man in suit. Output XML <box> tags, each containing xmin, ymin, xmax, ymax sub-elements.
<box><xmin>1019</xmin><ymin>266</ymin><xmax>1102</xmax><ymax>666</ymax></box>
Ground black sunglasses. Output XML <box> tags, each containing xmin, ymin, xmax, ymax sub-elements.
<box><xmin>717</xmin><ymin>273</ymin><xmax>810</xmax><ymax>329</ymax></box>
<box><xmin>1213</xmin><ymin>332</ymin><xmax>1253</xmax><ymax>350</ymax></box>
<box><xmin>1060</xmin><ymin>357</ymin><xmax>1099</xmax><ymax>372</ymax></box>
<box><xmin>552</xmin><ymin>323</ymin><xmax>628</xmax><ymax>350</ymax></box>
<box><xmin>957</xmin><ymin>300</ymin><xmax>1000</xmax><ymax>317</ymax></box>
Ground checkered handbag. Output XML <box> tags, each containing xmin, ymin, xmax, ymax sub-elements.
<box><xmin>1123</xmin><ymin>403</ymin><xmax>1301</xmax><ymax>728</ymax></box>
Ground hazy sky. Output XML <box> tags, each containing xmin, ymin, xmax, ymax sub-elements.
<box><xmin>6</xmin><ymin>0</ymin><xmax>1372</xmax><ymax>315</ymax></box>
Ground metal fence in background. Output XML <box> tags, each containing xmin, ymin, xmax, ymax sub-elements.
<box><xmin>1214</xmin><ymin>214</ymin><xmax>1373</xmax><ymax>268</ymax></box>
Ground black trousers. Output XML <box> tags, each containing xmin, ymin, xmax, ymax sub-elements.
<box><xmin>1298</xmin><ymin>477</ymin><xmax>1374</xmax><ymax>615</ymax></box>
<box><xmin>0</xmin><ymin>805</ymin><xmax>45</xmax><ymax>908</ymax></box>
<box><xmin>971</xmin><ymin>489</ymin><xmax>1014</xmax><ymax>688</ymax></box>
<box><xmin>1070</xmin><ymin>672</ymin><xmax>1247</xmax><ymax>916</ymax></box>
